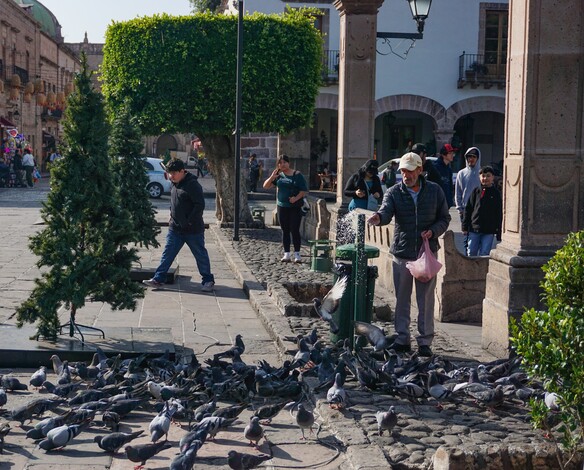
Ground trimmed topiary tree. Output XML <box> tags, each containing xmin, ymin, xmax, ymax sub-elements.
<box><xmin>16</xmin><ymin>56</ymin><xmax>144</xmax><ymax>340</ymax></box>
<box><xmin>510</xmin><ymin>230</ymin><xmax>584</xmax><ymax>462</ymax></box>
<box><xmin>100</xmin><ymin>10</ymin><xmax>322</xmax><ymax>224</ymax></box>
<box><xmin>109</xmin><ymin>102</ymin><xmax>160</xmax><ymax>248</ymax></box>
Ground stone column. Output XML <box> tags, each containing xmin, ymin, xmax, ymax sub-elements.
<box><xmin>329</xmin><ymin>0</ymin><xmax>384</xmax><ymax>241</ymax></box>
<box><xmin>482</xmin><ymin>0</ymin><xmax>584</xmax><ymax>357</ymax></box>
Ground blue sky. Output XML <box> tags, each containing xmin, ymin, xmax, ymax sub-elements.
<box><xmin>39</xmin><ymin>0</ymin><xmax>193</xmax><ymax>43</ymax></box>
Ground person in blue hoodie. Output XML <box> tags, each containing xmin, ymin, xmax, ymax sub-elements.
<box><xmin>432</xmin><ymin>144</ymin><xmax>456</xmax><ymax>208</ymax></box>
<box><xmin>455</xmin><ymin>147</ymin><xmax>481</xmax><ymax>251</ymax></box>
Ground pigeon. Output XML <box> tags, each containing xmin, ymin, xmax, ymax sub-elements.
<box><xmin>214</xmin><ymin>334</ymin><xmax>245</xmax><ymax>360</ymax></box>
<box><xmin>427</xmin><ymin>370</ymin><xmax>456</xmax><ymax>406</ymax></box>
<box><xmin>327</xmin><ymin>373</ymin><xmax>348</xmax><ymax>409</ymax></box>
<box><xmin>29</xmin><ymin>366</ymin><xmax>47</xmax><ymax>389</ymax></box>
<box><xmin>1</xmin><ymin>375</ymin><xmax>28</xmax><ymax>392</ymax></box>
<box><xmin>295</xmin><ymin>403</ymin><xmax>315</xmax><ymax>440</ymax></box>
<box><xmin>252</xmin><ymin>401</ymin><xmax>288</xmax><ymax>424</ymax></box>
<box><xmin>38</xmin><ymin>422</ymin><xmax>87</xmax><ymax>451</ymax></box>
<box><xmin>0</xmin><ymin>388</ymin><xmax>6</xmax><ymax>408</ymax></box>
<box><xmin>544</xmin><ymin>391</ymin><xmax>560</xmax><ymax>411</ymax></box>
<box><xmin>312</xmin><ymin>276</ymin><xmax>347</xmax><ymax>333</ymax></box>
<box><xmin>243</xmin><ymin>416</ymin><xmax>264</xmax><ymax>447</ymax></box>
<box><xmin>468</xmin><ymin>384</ymin><xmax>505</xmax><ymax>410</ymax></box>
<box><xmin>149</xmin><ymin>402</ymin><xmax>176</xmax><ymax>442</ymax></box>
<box><xmin>179</xmin><ymin>428</ymin><xmax>208</xmax><ymax>454</ymax></box>
<box><xmin>376</xmin><ymin>406</ymin><xmax>397</xmax><ymax>436</ymax></box>
<box><xmin>125</xmin><ymin>441</ymin><xmax>172</xmax><ymax>469</ymax></box>
<box><xmin>354</xmin><ymin>321</ymin><xmax>393</xmax><ymax>351</ymax></box>
<box><xmin>56</xmin><ymin>361</ymin><xmax>72</xmax><ymax>385</ymax></box>
<box><xmin>170</xmin><ymin>441</ymin><xmax>201</xmax><ymax>470</ymax></box>
<box><xmin>213</xmin><ymin>403</ymin><xmax>249</xmax><ymax>420</ymax></box>
<box><xmin>101</xmin><ymin>411</ymin><xmax>121</xmax><ymax>431</ymax></box>
<box><xmin>0</xmin><ymin>422</ymin><xmax>10</xmax><ymax>454</ymax></box>
<box><xmin>26</xmin><ymin>415</ymin><xmax>68</xmax><ymax>440</ymax></box>
<box><xmin>94</xmin><ymin>430</ymin><xmax>144</xmax><ymax>453</ymax></box>
<box><xmin>195</xmin><ymin>416</ymin><xmax>237</xmax><ymax>440</ymax></box>
<box><xmin>227</xmin><ymin>449</ymin><xmax>273</xmax><ymax>469</ymax></box>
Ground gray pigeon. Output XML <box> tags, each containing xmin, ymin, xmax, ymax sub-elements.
<box><xmin>179</xmin><ymin>428</ymin><xmax>208</xmax><ymax>454</ymax></box>
<box><xmin>125</xmin><ymin>441</ymin><xmax>172</xmax><ymax>468</ymax></box>
<box><xmin>295</xmin><ymin>403</ymin><xmax>315</xmax><ymax>440</ymax></box>
<box><xmin>354</xmin><ymin>321</ymin><xmax>393</xmax><ymax>351</ymax></box>
<box><xmin>468</xmin><ymin>384</ymin><xmax>505</xmax><ymax>409</ymax></box>
<box><xmin>327</xmin><ymin>373</ymin><xmax>347</xmax><ymax>409</ymax></box>
<box><xmin>0</xmin><ymin>388</ymin><xmax>6</xmax><ymax>408</ymax></box>
<box><xmin>243</xmin><ymin>416</ymin><xmax>264</xmax><ymax>447</ymax></box>
<box><xmin>252</xmin><ymin>401</ymin><xmax>288</xmax><ymax>424</ymax></box>
<box><xmin>227</xmin><ymin>449</ymin><xmax>273</xmax><ymax>469</ymax></box>
<box><xmin>312</xmin><ymin>276</ymin><xmax>347</xmax><ymax>334</ymax></box>
<box><xmin>1</xmin><ymin>375</ymin><xmax>28</xmax><ymax>392</ymax></box>
<box><xmin>38</xmin><ymin>423</ymin><xmax>86</xmax><ymax>451</ymax></box>
<box><xmin>102</xmin><ymin>411</ymin><xmax>121</xmax><ymax>431</ymax></box>
<box><xmin>195</xmin><ymin>416</ymin><xmax>236</xmax><ymax>439</ymax></box>
<box><xmin>376</xmin><ymin>406</ymin><xmax>397</xmax><ymax>436</ymax></box>
<box><xmin>149</xmin><ymin>402</ymin><xmax>177</xmax><ymax>442</ymax></box>
<box><xmin>26</xmin><ymin>415</ymin><xmax>68</xmax><ymax>440</ymax></box>
<box><xmin>94</xmin><ymin>430</ymin><xmax>144</xmax><ymax>453</ymax></box>
<box><xmin>170</xmin><ymin>440</ymin><xmax>202</xmax><ymax>470</ymax></box>
<box><xmin>56</xmin><ymin>361</ymin><xmax>72</xmax><ymax>385</ymax></box>
<box><xmin>29</xmin><ymin>366</ymin><xmax>47</xmax><ymax>389</ymax></box>
<box><xmin>0</xmin><ymin>422</ymin><xmax>10</xmax><ymax>454</ymax></box>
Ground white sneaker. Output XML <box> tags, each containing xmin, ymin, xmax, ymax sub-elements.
<box><xmin>201</xmin><ymin>281</ymin><xmax>215</xmax><ymax>292</ymax></box>
<box><xmin>281</xmin><ymin>253</ymin><xmax>291</xmax><ymax>262</ymax></box>
<box><xmin>292</xmin><ymin>252</ymin><xmax>302</xmax><ymax>263</ymax></box>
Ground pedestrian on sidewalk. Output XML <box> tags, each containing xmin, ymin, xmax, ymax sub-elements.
<box><xmin>462</xmin><ymin>165</ymin><xmax>502</xmax><ymax>256</ymax></box>
<box><xmin>367</xmin><ymin>152</ymin><xmax>451</xmax><ymax>357</ymax></box>
<box><xmin>248</xmin><ymin>153</ymin><xmax>262</xmax><ymax>192</ymax></box>
<box><xmin>433</xmin><ymin>144</ymin><xmax>456</xmax><ymax>208</ymax></box>
<box><xmin>455</xmin><ymin>147</ymin><xmax>481</xmax><ymax>252</ymax></box>
<box><xmin>22</xmin><ymin>148</ymin><xmax>35</xmax><ymax>188</ymax></box>
<box><xmin>263</xmin><ymin>155</ymin><xmax>308</xmax><ymax>263</ymax></box>
<box><xmin>143</xmin><ymin>159</ymin><xmax>215</xmax><ymax>292</ymax></box>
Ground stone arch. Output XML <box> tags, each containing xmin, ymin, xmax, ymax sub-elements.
<box><xmin>156</xmin><ymin>134</ymin><xmax>178</xmax><ymax>158</ymax></box>
<box><xmin>446</xmin><ymin>96</ymin><xmax>505</xmax><ymax>128</ymax></box>
<box><xmin>315</xmin><ymin>93</ymin><xmax>338</xmax><ymax>111</ymax></box>
<box><xmin>375</xmin><ymin>94</ymin><xmax>444</xmax><ymax>127</ymax></box>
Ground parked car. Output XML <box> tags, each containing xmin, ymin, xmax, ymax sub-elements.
<box><xmin>143</xmin><ymin>156</ymin><xmax>171</xmax><ymax>198</ymax></box>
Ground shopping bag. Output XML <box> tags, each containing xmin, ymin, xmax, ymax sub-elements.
<box><xmin>406</xmin><ymin>238</ymin><xmax>442</xmax><ymax>282</ymax></box>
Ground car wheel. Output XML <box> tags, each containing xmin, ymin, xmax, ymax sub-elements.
<box><xmin>147</xmin><ymin>182</ymin><xmax>163</xmax><ymax>198</ymax></box>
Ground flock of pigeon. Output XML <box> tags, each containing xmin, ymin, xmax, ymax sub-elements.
<box><xmin>0</xmin><ymin>277</ymin><xmax>560</xmax><ymax>469</ymax></box>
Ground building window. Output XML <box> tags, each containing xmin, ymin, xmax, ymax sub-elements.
<box><xmin>479</xmin><ymin>4</ymin><xmax>508</xmax><ymax>78</ymax></box>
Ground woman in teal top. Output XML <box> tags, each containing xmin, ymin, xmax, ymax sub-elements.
<box><xmin>263</xmin><ymin>155</ymin><xmax>308</xmax><ymax>263</ymax></box>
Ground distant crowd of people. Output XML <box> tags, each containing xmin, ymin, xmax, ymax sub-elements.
<box><xmin>0</xmin><ymin>146</ymin><xmax>50</xmax><ymax>188</ymax></box>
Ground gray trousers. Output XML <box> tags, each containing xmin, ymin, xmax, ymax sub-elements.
<box><xmin>392</xmin><ymin>256</ymin><xmax>436</xmax><ymax>347</ymax></box>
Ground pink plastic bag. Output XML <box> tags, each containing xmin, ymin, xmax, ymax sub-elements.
<box><xmin>406</xmin><ymin>238</ymin><xmax>443</xmax><ymax>282</ymax></box>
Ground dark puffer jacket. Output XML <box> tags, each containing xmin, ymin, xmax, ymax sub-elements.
<box><xmin>376</xmin><ymin>177</ymin><xmax>451</xmax><ymax>260</ymax></box>
<box><xmin>170</xmin><ymin>172</ymin><xmax>205</xmax><ymax>234</ymax></box>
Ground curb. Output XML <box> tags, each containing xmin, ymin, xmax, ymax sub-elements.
<box><xmin>210</xmin><ymin>224</ymin><xmax>391</xmax><ymax>470</ymax></box>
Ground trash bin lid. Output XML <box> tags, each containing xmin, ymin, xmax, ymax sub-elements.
<box><xmin>335</xmin><ymin>243</ymin><xmax>380</xmax><ymax>260</ymax></box>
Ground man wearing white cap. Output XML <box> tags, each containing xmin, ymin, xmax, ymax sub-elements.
<box><xmin>368</xmin><ymin>152</ymin><xmax>450</xmax><ymax>357</ymax></box>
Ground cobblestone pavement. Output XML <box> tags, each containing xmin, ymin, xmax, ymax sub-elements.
<box><xmin>216</xmin><ymin>225</ymin><xmax>571</xmax><ymax>469</ymax></box>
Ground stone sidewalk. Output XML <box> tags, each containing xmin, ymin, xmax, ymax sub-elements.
<box><xmin>0</xmin><ymin>176</ymin><xmax>576</xmax><ymax>469</ymax></box>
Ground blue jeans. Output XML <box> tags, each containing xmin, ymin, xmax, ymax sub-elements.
<box><xmin>467</xmin><ymin>232</ymin><xmax>495</xmax><ymax>256</ymax></box>
<box><xmin>153</xmin><ymin>229</ymin><xmax>214</xmax><ymax>284</ymax></box>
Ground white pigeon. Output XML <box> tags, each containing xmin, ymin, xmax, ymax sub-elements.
<box><xmin>312</xmin><ymin>276</ymin><xmax>348</xmax><ymax>334</ymax></box>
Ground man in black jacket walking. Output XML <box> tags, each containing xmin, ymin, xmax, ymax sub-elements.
<box><xmin>143</xmin><ymin>159</ymin><xmax>215</xmax><ymax>292</ymax></box>
<box><xmin>367</xmin><ymin>152</ymin><xmax>450</xmax><ymax>357</ymax></box>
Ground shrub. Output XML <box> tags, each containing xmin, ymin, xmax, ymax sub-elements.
<box><xmin>510</xmin><ymin>230</ymin><xmax>584</xmax><ymax>460</ymax></box>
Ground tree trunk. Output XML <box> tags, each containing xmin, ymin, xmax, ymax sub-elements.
<box><xmin>201</xmin><ymin>134</ymin><xmax>253</xmax><ymax>225</ymax></box>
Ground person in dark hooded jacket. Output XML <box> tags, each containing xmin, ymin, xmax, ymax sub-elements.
<box><xmin>344</xmin><ymin>159</ymin><xmax>383</xmax><ymax>211</ymax></box>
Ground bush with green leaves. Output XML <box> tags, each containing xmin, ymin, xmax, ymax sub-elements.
<box><xmin>510</xmin><ymin>230</ymin><xmax>584</xmax><ymax>456</ymax></box>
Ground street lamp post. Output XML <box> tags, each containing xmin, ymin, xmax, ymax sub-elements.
<box><xmin>233</xmin><ymin>0</ymin><xmax>244</xmax><ymax>241</ymax></box>
<box><xmin>377</xmin><ymin>0</ymin><xmax>433</xmax><ymax>40</ymax></box>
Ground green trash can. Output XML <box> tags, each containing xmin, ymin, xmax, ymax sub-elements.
<box><xmin>329</xmin><ymin>243</ymin><xmax>380</xmax><ymax>345</ymax></box>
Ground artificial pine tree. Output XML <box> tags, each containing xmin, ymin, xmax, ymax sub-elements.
<box><xmin>109</xmin><ymin>103</ymin><xmax>160</xmax><ymax>248</ymax></box>
<box><xmin>16</xmin><ymin>56</ymin><xmax>144</xmax><ymax>340</ymax></box>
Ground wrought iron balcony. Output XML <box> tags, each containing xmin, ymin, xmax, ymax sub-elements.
<box><xmin>321</xmin><ymin>49</ymin><xmax>339</xmax><ymax>85</ymax></box>
<box><xmin>458</xmin><ymin>52</ymin><xmax>506</xmax><ymax>89</ymax></box>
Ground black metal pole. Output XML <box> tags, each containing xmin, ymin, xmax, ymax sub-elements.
<box><xmin>233</xmin><ymin>0</ymin><xmax>243</xmax><ymax>241</ymax></box>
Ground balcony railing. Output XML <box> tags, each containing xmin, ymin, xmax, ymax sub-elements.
<box><xmin>321</xmin><ymin>49</ymin><xmax>339</xmax><ymax>85</ymax></box>
<box><xmin>458</xmin><ymin>52</ymin><xmax>506</xmax><ymax>89</ymax></box>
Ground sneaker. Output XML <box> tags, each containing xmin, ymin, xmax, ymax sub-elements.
<box><xmin>418</xmin><ymin>345</ymin><xmax>433</xmax><ymax>357</ymax></box>
<box><xmin>280</xmin><ymin>253</ymin><xmax>291</xmax><ymax>262</ymax></box>
<box><xmin>143</xmin><ymin>278</ymin><xmax>163</xmax><ymax>288</ymax></box>
<box><xmin>292</xmin><ymin>252</ymin><xmax>302</xmax><ymax>263</ymax></box>
<box><xmin>201</xmin><ymin>281</ymin><xmax>215</xmax><ymax>293</ymax></box>
<box><xmin>388</xmin><ymin>342</ymin><xmax>412</xmax><ymax>354</ymax></box>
